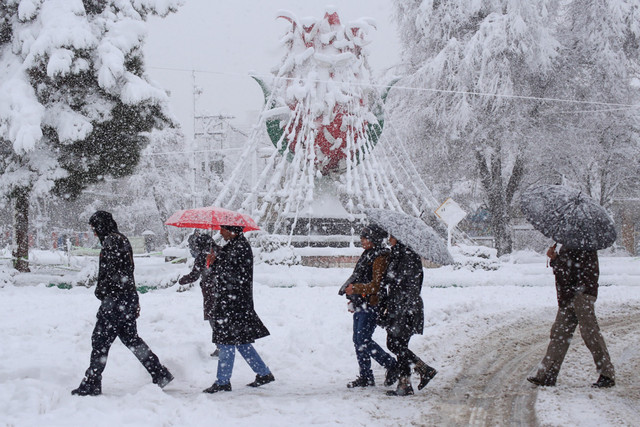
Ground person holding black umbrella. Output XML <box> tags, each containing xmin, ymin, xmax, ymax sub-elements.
<box><xmin>521</xmin><ymin>185</ymin><xmax>616</xmax><ymax>388</ymax></box>
<box><xmin>527</xmin><ymin>243</ymin><xmax>615</xmax><ymax>388</ymax></box>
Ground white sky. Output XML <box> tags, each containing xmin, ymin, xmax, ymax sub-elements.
<box><xmin>144</xmin><ymin>1</ymin><xmax>400</xmax><ymax>140</ymax></box>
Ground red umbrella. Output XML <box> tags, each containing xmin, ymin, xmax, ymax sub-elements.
<box><xmin>165</xmin><ymin>206</ymin><xmax>260</xmax><ymax>232</ymax></box>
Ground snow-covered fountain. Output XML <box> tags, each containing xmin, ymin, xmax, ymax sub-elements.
<box><xmin>214</xmin><ymin>8</ymin><xmax>448</xmax><ymax>260</ymax></box>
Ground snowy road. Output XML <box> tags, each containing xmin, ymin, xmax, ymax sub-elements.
<box><xmin>420</xmin><ymin>305</ymin><xmax>640</xmax><ymax>426</ymax></box>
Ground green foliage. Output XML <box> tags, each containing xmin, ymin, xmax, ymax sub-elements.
<box><xmin>52</xmin><ymin>101</ymin><xmax>169</xmax><ymax>199</ymax></box>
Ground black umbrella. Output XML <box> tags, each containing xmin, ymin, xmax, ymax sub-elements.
<box><xmin>520</xmin><ymin>185</ymin><xmax>616</xmax><ymax>250</ymax></box>
<box><xmin>365</xmin><ymin>208</ymin><xmax>454</xmax><ymax>266</ymax></box>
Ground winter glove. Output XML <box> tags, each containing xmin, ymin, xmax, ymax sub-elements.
<box><xmin>377</xmin><ymin>310</ymin><xmax>389</xmax><ymax>328</ymax></box>
<box><xmin>347</xmin><ymin>301</ymin><xmax>355</xmax><ymax>313</ymax></box>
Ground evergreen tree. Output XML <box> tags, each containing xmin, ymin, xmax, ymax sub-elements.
<box><xmin>0</xmin><ymin>0</ymin><xmax>180</xmax><ymax>271</ymax></box>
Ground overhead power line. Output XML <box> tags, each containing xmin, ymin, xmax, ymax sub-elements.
<box><xmin>148</xmin><ymin>65</ymin><xmax>640</xmax><ymax>109</ymax></box>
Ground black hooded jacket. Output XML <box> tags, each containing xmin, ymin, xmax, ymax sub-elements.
<box><xmin>209</xmin><ymin>233</ymin><xmax>269</xmax><ymax>344</ymax></box>
<box><xmin>179</xmin><ymin>234</ymin><xmax>219</xmax><ymax>320</ymax></box>
<box><xmin>382</xmin><ymin>242</ymin><xmax>424</xmax><ymax>336</ymax></box>
<box><xmin>89</xmin><ymin>211</ymin><xmax>138</xmax><ymax>306</ymax></box>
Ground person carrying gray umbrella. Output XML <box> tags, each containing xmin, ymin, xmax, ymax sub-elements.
<box><xmin>379</xmin><ymin>234</ymin><xmax>438</xmax><ymax>396</ymax></box>
<box><xmin>364</xmin><ymin>208</ymin><xmax>454</xmax><ymax>396</ymax></box>
<box><xmin>521</xmin><ymin>185</ymin><xmax>616</xmax><ymax>388</ymax></box>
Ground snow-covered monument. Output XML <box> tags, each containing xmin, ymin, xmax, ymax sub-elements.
<box><xmin>214</xmin><ymin>8</ymin><xmax>445</xmax><ymax>247</ymax></box>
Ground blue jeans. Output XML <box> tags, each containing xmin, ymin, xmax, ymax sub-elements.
<box><xmin>216</xmin><ymin>344</ymin><xmax>271</xmax><ymax>385</ymax></box>
<box><xmin>353</xmin><ymin>307</ymin><xmax>396</xmax><ymax>379</ymax></box>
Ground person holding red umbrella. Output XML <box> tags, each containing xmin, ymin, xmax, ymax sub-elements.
<box><xmin>203</xmin><ymin>225</ymin><xmax>275</xmax><ymax>393</ymax></box>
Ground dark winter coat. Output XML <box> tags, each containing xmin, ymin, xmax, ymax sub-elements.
<box><xmin>550</xmin><ymin>246</ymin><xmax>599</xmax><ymax>308</ymax></box>
<box><xmin>381</xmin><ymin>242</ymin><xmax>424</xmax><ymax>336</ymax></box>
<box><xmin>343</xmin><ymin>246</ymin><xmax>389</xmax><ymax>309</ymax></box>
<box><xmin>209</xmin><ymin>233</ymin><xmax>269</xmax><ymax>345</ymax></box>
<box><xmin>89</xmin><ymin>211</ymin><xmax>139</xmax><ymax>310</ymax></box>
<box><xmin>179</xmin><ymin>234</ymin><xmax>217</xmax><ymax>320</ymax></box>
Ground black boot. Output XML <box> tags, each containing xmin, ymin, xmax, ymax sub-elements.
<box><xmin>384</xmin><ymin>364</ymin><xmax>401</xmax><ymax>387</ymax></box>
<box><xmin>203</xmin><ymin>382</ymin><xmax>232</xmax><ymax>393</ymax></box>
<box><xmin>527</xmin><ymin>367</ymin><xmax>558</xmax><ymax>387</ymax></box>
<box><xmin>71</xmin><ymin>375</ymin><xmax>102</xmax><ymax>396</ymax></box>
<box><xmin>592</xmin><ymin>375</ymin><xmax>615</xmax><ymax>388</ymax></box>
<box><xmin>415</xmin><ymin>361</ymin><xmax>437</xmax><ymax>390</ymax></box>
<box><xmin>152</xmin><ymin>365</ymin><xmax>174</xmax><ymax>389</ymax></box>
<box><xmin>247</xmin><ymin>373</ymin><xmax>275</xmax><ymax>387</ymax></box>
<box><xmin>347</xmin><ymin>376</ymin><xmax>375</xmax><ymax>388</ymax></box>
<box><xmin>386</xmin><ymin>376</ymin><xmax>414</xmax><ymax>396</ymax></box>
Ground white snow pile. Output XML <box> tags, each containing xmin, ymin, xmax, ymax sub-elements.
<box><xmin>1</xmin><ymin>248</ymin><xmax>639</xmax><ymax>426</ymax></box>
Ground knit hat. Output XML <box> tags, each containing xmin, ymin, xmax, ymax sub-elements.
<box><xmin>360</xmin><ymin>223</ymin><xmax>388</xmax><ymax>246</ymax></box>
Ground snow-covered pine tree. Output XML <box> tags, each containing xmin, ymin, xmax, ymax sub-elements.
<box><xmin>0</xmin><ymin>0</ymin><xmax>181</xmax><ymax>271</ymax></box>
<box><xmin>391</xmin><ymin>0</ymin><xmax>560</xmax><ymax>256</ymax></box>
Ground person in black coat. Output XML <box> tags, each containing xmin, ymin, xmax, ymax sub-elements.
<box><xmin>178</xmin><ymin>233</ymin><xmax>221</xmax><ymax>356</ymax></box>
<box><xmin>72</xmin><ymin>211</ymin><xmax>173</xmax><ymax>396</ymax></box>
<box><xmin>381</xmin><ymin>235</ymin><xmax>437</xmax><ymax>396</ymax></box>
<box><xmin>203</xmin><ymin>225</ymin><xmax>274</xmax><ymax>393</ymax></box>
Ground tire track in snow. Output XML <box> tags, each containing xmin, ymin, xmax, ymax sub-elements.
<box><xmin>424</xmin><ymin>309</ymin><xmax>640</xmax><ymax>426</ymax></box>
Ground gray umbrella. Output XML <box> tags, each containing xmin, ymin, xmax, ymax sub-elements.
<box><xmin>365</xmin><ymin>208</ymin><xmax>454</xmax><ymax>266</ymax></box>
<box><xmin>520</xmin><ymin>184</ymin><xmax>616</xmax><ymax>250</ymax></box>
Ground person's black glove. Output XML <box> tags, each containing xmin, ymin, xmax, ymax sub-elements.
<box><xmin>377</xmin><ymin>310</ymin><xmax>388</xmax><ymax>328</ymax></box>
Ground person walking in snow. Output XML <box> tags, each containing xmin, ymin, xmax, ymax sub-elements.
<box><xmin>341</xmin><ymin>224</ymin><xmax>398</xmax><ymax>388</ymax></box>
<box><xmin>178</xmin><ymin>233</ymin><xmax>221</xmax><ymax>356</ymax></box>
<box><xmin>72</xmin><ymin>211</ymin><xmax>173</xmax><ymax>396</ymax></box>
<box><xmin>527</xmin><ymin>244</ymin><xmax>615</xmax><ymax>388</ymax></box>
<box><xmin>179</xmin><ymin>232</ymin><xmax>212</xmax><ymax>293</ymax></box>
<box><xmin>379</xmin><ymin>234</ymin><xmax>437</xmax><ymax>396</ymax></box>
<box><xmin>203</xmin><ymin>225</ymin><xmax>275</xmax><ymax>393</ymax></box>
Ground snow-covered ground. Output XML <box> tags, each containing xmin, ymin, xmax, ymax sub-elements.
<box><xmin>1</xmin><ymin>248</ymin><xmax>639</xmax><ymax>426</ymax></box>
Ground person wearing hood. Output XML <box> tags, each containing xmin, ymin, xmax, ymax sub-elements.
<box><xmin>203</xmin><ymin>225</ymin><xmax>274</xmax><ymax>393</ymax></box>
<box><xmin>178</xmin><ymin>233</ymin><xmax>221</xmax><ymax>356</ymax></box>
<box><xmin>380</xmin><ymin>235</ymin><xmax>437</xmax><ymax>396</ymax></box>
<box><xmin>342</xmin><ymin>224</ymin><xmax>397</xmax><ymax>389</ymax></box>
<box><xmin>71</xmin><ymin>211</ymin><xmax>173</xmax><ymax>396</ymax></box>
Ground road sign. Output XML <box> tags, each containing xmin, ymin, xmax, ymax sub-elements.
<box><xmin>435</xmin><ymin>198</ymin><xmax>467</xmax><ymax>248</ymax></box>
<box><xmin>435</xmin><ymin>198</ymin><xmax>467</xmax><ymax>228</ymax></box>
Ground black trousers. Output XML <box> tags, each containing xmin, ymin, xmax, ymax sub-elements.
<box><xmin>85</xmin><ymin>299</ymin><xmax>164</xmax><ymax>381</ymax></box>
<box><xmin>386</xmin><ymin>326</ymin><xmax>421</xmax><ymax>377</ymax></box>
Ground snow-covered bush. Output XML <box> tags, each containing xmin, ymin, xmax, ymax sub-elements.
<box><xmin>252</xmin><ymin>233</ymin><xmax>300</xmax><ymax>266</ymax></box>
<box><xmin>451</xmin><ymin>244</ymin><xmax>500</xmax><ymax>271</ymax></box>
